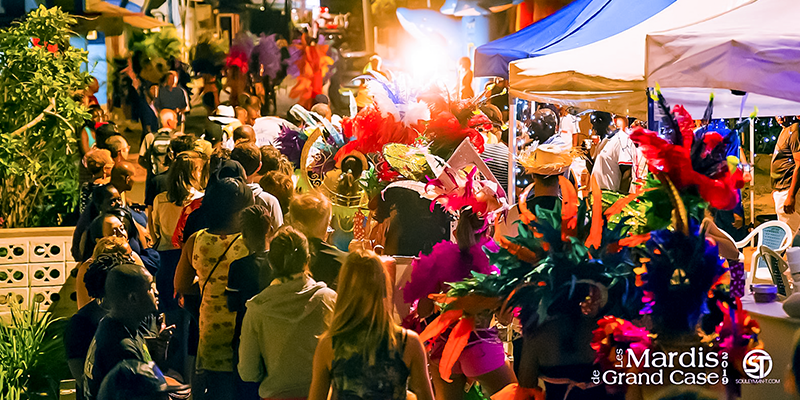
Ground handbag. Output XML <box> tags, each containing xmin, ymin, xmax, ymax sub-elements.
<box><xmin>180</xmin><ymin>233</ymin><xmax>241</xmax><ymax>321</ymax></box>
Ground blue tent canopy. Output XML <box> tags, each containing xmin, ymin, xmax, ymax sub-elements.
<box><xmin>474</xmin><ymin>0</ymin><xmax>675</xmax><ymax>78</ymax></box>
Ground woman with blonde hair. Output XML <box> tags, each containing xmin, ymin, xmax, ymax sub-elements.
<box><xmin>308</xmin><ymin>250</ymin><xmax>434</xmax><ymax>400</ymax></box>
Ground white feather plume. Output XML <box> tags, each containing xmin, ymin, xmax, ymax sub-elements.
<box><xmin>365</xmin><ymin>80</ymin><xmax>400</xmax><ymax>120</ymax></box>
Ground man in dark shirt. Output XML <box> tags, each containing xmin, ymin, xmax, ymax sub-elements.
<box><xmin>154</xmin><ymin>72</ymin><xmax>189</xmax><ymax>122</ymax></box>
<box><xmin>287</xmin><ymin>192</ymin><xmax>344</xmax><ymax>289</ymax></box>
<box><xmin>771</xmin><ymin>116</ymin><xmax>800</xmax><ymax>233</ymax></box>
<box><xmin>83</xmin><ymin>263</ymin><xmax>159</xmax><ymax>400</ymax></box>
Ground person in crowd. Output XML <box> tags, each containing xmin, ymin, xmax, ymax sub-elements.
<box><xmin>517</xmin><ymin>283</ymin><xmax>611</xmax><ymax>400</ymax></box>
<box><xmin>140</xmin><ymin>110</ymin><xmax>180</xmax><ymax>210</ymax></box>
<box><xmin>95</xmin><ymin>123</ymin><xmax>121</xmax><ymax>152</ymax></box>
<box><xmin>72</xmin><ymin>185</ymin><xmax>123</xmax><ymax>262</ymax></box>
<box><xmin>403</xmin><ymin>208</ymin><xmax>516</xmax><ymax>399</ymax></box>
<box><xmin>150</xmin><ymin>150</ymin><xmax>206</xmax><ymax>380</ymax></box>
<box><xmin>235</xmin><ymin>125</ymin><xmax>257</xmax><ymax>144</ymax></box>
<box><xmin>79</xmin><ymin>106</ymin><xmax>106</xmax><ymax>164</ymax></box>
<box><xmin>82</xmin><ymin>263</ymin><xmax>160</xmax><ymax>400</ymax></box>
<box><xmin>287</xmin><ymin>192</ymin><xmax>343</xmax><ymax>289</ymax></box>
<box><xmin>81</xmin><ymin>208</ymin><xmax>145</xmax><ymax>270</ymax></box>
<box><xmin>246</xmin><ymin>105</ymin><xmax>260</xmax><ymax>125</ymax></box>
<box><xmin>230</xmin><ymin>142</ymin><xmax>284</xmax><ymax>232</ymax></box>
<box><xmin>84</xmin><ymin>77</ymin><xmax>100</xmax><ymax>107</ymax></box>
<box><xmin>257</xmin><ymin>145</ymin><xmax>294</xmax><ymax>179</ymax></box>
<box><xmin>591</xmin><ymin>114</ymin><xmax>640</xmax><ymax>193</ymax></box>
<box><xmin>106</xmin><ymin>135</ymin><xmax>131</xmax><ymax>164</ymax></box>
<box><xmin>154</xmin><ymin>71</ymin><xmax>190</xmax><ymax>123</ymax></box>
<box><xmin>771</xmin><ymin>116</ymin><xmax>800</xmax><ymax>233</ymax></box>
<box><xmin>238</xmin><ymin>226</ymin><xmax>337</xmax><ymax>400</ymax></box>
<box><xmin>226</xmin><ymin>205</ymin><xmax>273</xmax><ymax>352</ymax></box>
<box><xmin>174</xmin><ymin>177</ymin><xmax>252</xmax><ymax>400</ymax></box>
<box><xmin>179</xmin><ymin>159</ymin><xmax>247</xmax><ymax>245</ymax></box>
<box><xmin>145</xmin><ymin>135</ymin><xmax>199</xmax><ymax>212</ymax></box>
<box><xmin>311</xmin><ymin>103</ymin><xmax>332</xmax><ymax>121</ymax></box>
<box><xmin>458</xmin><ymin>57</ymin><xmax>474</xmax><ymax>100</ymax></box>
<box><xmin>372</xmin><ymin>187</ymin><xmax>451</xmax><ymax>257</ymax></box>
<box><xmin>80</xmin><ymin>149</ymin><xmax>114</xmax><ymax>215</ymax></box>
<box><xmin>152</xmin><ymin>151</ymin><xmax>206</xmax><ymax>310</ymax></box>
<box><xmin>559</xmin><ymin>106</ymin><xmax>580</xmax><ymax>147</ymax></box>
<box><xmin>140</xmin><ymin>83</ymin><xmax>160</xmax><ymax>135</ymax></box>
<box><xmin>66</xmin><ymin>252</ymin><xmax>139</xmax><ymax>399</ymax></box>
<box><xmin>75</xmin><ymin>232</ymin><xmax>144</xmax><ymax>309</ymax></box>
<box><xmin>259</xmin><ymin>171</ymin><xmax>294</xmax><ymax>217</ymax></box>
<box><xmin>109</xmin><ymin>162</ymin><xmax>136</xmax><ymax>208</ymax></box>
<box><xmin>308</xmin><ymin>250</ymin><xmax>434</xmax><ymax>400</ymax></box>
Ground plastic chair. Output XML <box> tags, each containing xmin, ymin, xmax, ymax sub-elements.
<box><xmin>754</xmin><ymin>246</ymin><xmax>791</xmax><ymax>296</ymax></box>
<box><xmin>736</xmin><ymin>220</ymin><xmax>792</xmax><ymax>291</ymax></box>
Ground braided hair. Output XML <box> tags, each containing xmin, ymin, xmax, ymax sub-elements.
<box><xmin>84</xmin><ymin>253</ymin><xmax>135</xmax><ymax>299</ymax></box>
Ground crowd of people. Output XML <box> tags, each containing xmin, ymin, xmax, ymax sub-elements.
<box><xmin>58</xmin><ymin>38</ymin><xmax>800</xmax><ymax>400</ymax></box>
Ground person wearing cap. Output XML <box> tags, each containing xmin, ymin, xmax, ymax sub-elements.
<box><xmin>97</xmin><ymin>360</ymin><xmax>189</xmax><ymax>400</ymax></box>
<box><xmin>82</xmin><ymin>263</ymin><xmax>162</xmax><ymax>400</ymax></box>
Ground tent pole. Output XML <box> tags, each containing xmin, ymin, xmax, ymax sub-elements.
<box><xmin>508</xmin><ymin>94</ymin><xmax>517</xmax><ymax>204</ymax></box>
<box><xmin>750</xmin><ymin>118</ymin><xmax>755</xmax><ymax>226</ymax></box>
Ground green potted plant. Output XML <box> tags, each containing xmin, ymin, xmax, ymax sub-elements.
<box><xmin>0</xmin><ymin>5</ymin><xmax>91</xmax><ymax>228</ymax></box>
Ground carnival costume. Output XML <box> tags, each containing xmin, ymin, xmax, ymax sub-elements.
<box><xmin>287</xmin><ymin>34</ymin><xmax>334</xmax><ymax>109</ymax></box>
<box><xmin>442</xmin><ymin>92</ymin><xmax>757</xmax><ymax>400</ymax></box>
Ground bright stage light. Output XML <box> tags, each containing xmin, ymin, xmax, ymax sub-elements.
<box><xmin>402</xmin><ymin>40</ymin><xmax>455</xmax><ymax>88</ymax></box>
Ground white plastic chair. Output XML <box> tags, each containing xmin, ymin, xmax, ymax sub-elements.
<box><xmin>735</xmin><ymin>220</ymin><xmax>792</xmax><ymax>291</ymax></box>
<box><xmin>754</xmin><ymin>246</ymin><xmax>791</xmax><ymax>296</ymax></box>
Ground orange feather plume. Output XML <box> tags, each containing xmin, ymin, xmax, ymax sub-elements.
<box><xmin>559</xmin><ymin>176</ymin><xmax>578</xmax><ymax>241</ymax></box>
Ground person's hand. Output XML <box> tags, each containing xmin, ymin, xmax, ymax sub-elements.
<box><xmin>785</xmin><ymin>195</ymin><xmax>796</xmax><ymax>215</ymax></box>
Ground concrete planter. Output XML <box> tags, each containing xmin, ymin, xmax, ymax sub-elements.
<box><xmin>0</xmin><ymin>227</ymin><xmax>78</xmax><ymax>321</ymax></box>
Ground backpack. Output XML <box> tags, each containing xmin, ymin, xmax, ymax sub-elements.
<box><xmin>148</xmin><ymin>130</ymin><xmax>172</xmax><ymax>175</ymax></box>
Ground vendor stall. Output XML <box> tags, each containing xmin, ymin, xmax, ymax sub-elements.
<box><xmin>506</xmin><ymin>0</ymin><xmax>748</xmax><ymax>119</ymax></box>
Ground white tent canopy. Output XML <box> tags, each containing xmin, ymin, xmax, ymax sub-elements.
<box><xmin>508</xmin><ymin>0</ymin><xmax>749</xmax><ymax>119</ymax></box>
<box><xmin>646</xmin><ymin>0</ymin><xmax>800</xmax><ymax>115</ymax></box>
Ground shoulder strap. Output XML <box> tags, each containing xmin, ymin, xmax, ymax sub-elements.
<box><xmin>200</xmin><ymin>233</ymin><xmax>242</xmax><ymax>296</ymax></box>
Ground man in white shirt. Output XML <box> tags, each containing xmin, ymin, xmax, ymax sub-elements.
<box><xmin>592</xmin><ymin>115</ymin><xmax>642</xmax><ymax>193</ymax></box>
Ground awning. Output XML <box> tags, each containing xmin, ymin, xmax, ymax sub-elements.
<box><xmin>474</xmin><ymin>0</ymin><xmax>676</xmax><ymax>78</ymax></box>
<box><xmin>86</xmin><ymin>0</ymin><xmax>168</xmax><ymax>30</ymax></box>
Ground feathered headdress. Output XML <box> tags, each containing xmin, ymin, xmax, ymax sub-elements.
<box><xmin>335</xmin><ymin>72</ymin><xmax>430</xmax><ymax>161</ymax></box>
<box><xmin>287</xmin><ymin>34</ymin><xmax>334</xmax><ymax>108</ymax></box>
<box><xmin>252</xmin><ymin>33</ymin><xmax>282</xmax><ymax>79</ymax></box>
<box><xmin>421</xmin><ymin>86</ymin><xmax>492</xmax><ymax>158</ymax></box>
<box><xmin>419</xmin><ymin>177</ymin><xmax>641</xmax><ymax>381</ymax></box>
<box><xmin>634</xmin><ymin>220</ymin><xmax>729</xmax><ymax>334</ymax></box>
<box><xmin>630</xmin><ymin>91</ymin><xmax>745</xmax><ymax>210</ymax></box>
<box><xmin>226</xmin><ymin>33</ymin><xmax>255</xmax><ymax>74</ymax></box>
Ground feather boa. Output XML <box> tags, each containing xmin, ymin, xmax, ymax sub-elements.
<box><xmin>402</xmin><ymin>238</ymin><xmax>500</xmax><ymax>304</ymax></box>
<box><xmin>274</xmin><ymin>124</ymin><xmax>307</xmax><ymax>169</ymax></box>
